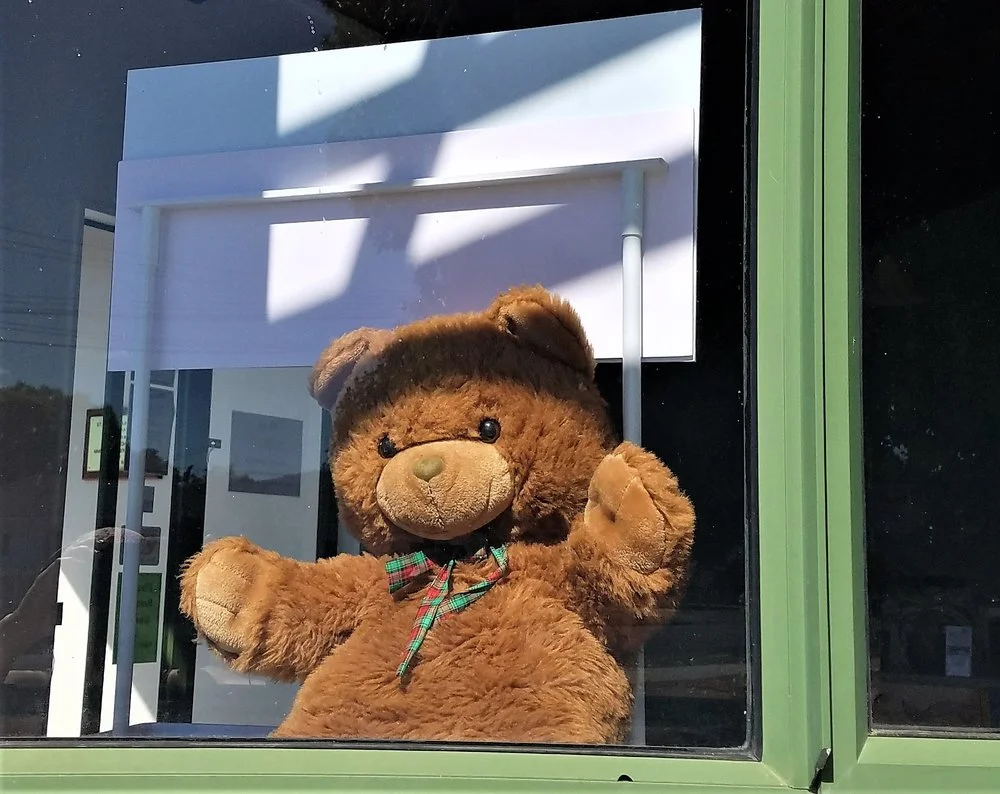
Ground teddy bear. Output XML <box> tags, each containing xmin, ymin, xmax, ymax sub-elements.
<box><xmin>179</xmin><ymin>285</ymin><xmax>695</xmax><ymax>744</ymax></box>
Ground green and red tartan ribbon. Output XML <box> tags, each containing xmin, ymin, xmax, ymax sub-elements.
<box><xmin>385</xmin><ymin>545</ymin><xmax>509</xmax><ymax>677</ymax></box>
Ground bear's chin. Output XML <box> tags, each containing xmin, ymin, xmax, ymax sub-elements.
<box><xmin>397</xmin><ymin>514</ymin><xmax>512</xmax><ymax>561</ymax></box>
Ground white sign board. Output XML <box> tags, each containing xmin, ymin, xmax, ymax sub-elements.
<box><xmin>109</xmin><ymin>109</ymin><xmax>695</xmax><ymax>372</ymax></box>
<box><xmin>109</xmin><ymin>9</ymin><xmax>702</xmax><ymax>374</ymax></box>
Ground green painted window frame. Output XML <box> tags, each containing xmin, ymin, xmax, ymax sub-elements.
<box><xmin>0</xmin><ymin>1</ymin><xmax>840</xmax><ymax>791</ymax></box>
<box><xmin>824</xmin><ymin>1</ymin><xmax>1000</xmax><ymax>790</ymax></box>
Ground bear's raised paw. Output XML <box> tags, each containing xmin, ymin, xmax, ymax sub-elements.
<box><xmin>583</xmin><ymin>442</ymin><xmax>694</xmax><ymax>576</ymax></box>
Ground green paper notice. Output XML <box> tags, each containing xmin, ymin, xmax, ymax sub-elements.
<box><xmin>112</xmin><ymin>572</ymin><xmax>162</xmax><ymax>665</ymax></box>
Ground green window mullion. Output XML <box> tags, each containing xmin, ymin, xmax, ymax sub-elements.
<box><xmin>823</xmin><ymin>0</ymin><xmax>868</xmax><ymax>778</ymax></box>
<box><xmin>754</xmin><ymin>0</ymin><xmax>832</xmax><ymax>790</ymax></box>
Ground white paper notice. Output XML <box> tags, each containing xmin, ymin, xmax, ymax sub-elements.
<box><xmin>944</xmin><ymin>625</ymin><xmax>972</xmax><ymax>678</ymax></box>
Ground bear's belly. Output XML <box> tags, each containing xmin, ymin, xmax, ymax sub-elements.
<box><xmin>272</xmin><ymin>587</ymin><xmax>632</xmax><ymax>745</ymax></box>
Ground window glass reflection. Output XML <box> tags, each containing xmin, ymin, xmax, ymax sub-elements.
<box><xmin>0</xmin><ymin>0</ymin><xmax>751</xmax><ymax>749</ymax></box>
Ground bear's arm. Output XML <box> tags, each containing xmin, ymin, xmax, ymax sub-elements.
<box><xmin>564</xmin><ymin>441</ymin><xmax>695</xmax><ymax>654</ymax></box>
<box><xmin>180</xmin><ymin>536</ymin><xmax>384</xmax><ymax>682</ymax></box>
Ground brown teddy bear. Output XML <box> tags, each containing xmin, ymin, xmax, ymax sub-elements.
<box><xmin>179</xmin><ymin>285</ymin><xmax>695</xmax><ymax>744</ymax></box>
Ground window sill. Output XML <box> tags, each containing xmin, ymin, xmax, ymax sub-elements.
<box><xmin>0</xmin><ymin>745</ymin><xmax>790</xmax><ymax>792</ymax></box>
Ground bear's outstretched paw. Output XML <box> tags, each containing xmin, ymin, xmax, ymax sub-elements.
<box><xmin>179</xmin><ymin>537</ymin><xmax>275</xmax><ymax>661</ymax></box>
<box><xmin>584</xmin><ymin>442</ymin><xmax>694</xmax><ymax>575</ymax></box>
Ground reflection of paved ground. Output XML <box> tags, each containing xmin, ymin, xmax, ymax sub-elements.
<box><xmin>642</xmin><ymin>606</ymin><xmax>747</xmax><ymax>747</ymax></box>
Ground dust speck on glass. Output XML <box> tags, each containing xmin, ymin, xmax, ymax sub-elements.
<box><xmin>0</xmin><ymin>0</ymin><xmax>753</xmax><ymax>751</ymax></box>
<box><xmin>862</xmin><ymin>0</ymin><xmax>1000</xmax><ymax>735</ymax></box>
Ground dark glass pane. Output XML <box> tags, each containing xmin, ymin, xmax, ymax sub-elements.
<box><xmin>862</xmin><ymin>0</ymin><xmax>1000</xmax><ymax>733</ymax></box>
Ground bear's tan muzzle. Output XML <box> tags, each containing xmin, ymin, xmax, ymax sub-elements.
<box><xmin>375</xmin><ymin>439</ymin><xmax>514</xmax><ymax>540</ymax></box>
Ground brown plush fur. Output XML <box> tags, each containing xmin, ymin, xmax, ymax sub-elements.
<box><xmin>179</xmin><ymin>285</ymin><xmax>695</xmax><ymax>745</ymax></box>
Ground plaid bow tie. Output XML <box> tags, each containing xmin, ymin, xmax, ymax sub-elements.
<box><xmin>385</xmin><ymin>545</ymin><xmax>509</xmax><ymax>677</ymax></box>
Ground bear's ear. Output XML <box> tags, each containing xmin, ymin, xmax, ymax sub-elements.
<box><xmin>308</xmin><ymin>328</ymin><xmax>394</xmax><ymax>410</ymax></box>
<box><xmin>487</xmin><ymin>285</ymin><xmax>595</xmax><ymax>377</ymax></box>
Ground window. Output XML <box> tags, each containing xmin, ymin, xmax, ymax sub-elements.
<box><xmin>14</xmin><ymin>1</ymin><xmax>999</xmax><ymax>790</ymax></box>
<box><xmin>0</xmin><ymin>0</ymin><xmax>756</xmax><ymax>755</ymax></box>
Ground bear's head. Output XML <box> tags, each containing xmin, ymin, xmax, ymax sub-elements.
<box><xmin>309</xmin><ymin>286</ymin><xmax>617</xmax><ymax>557</ymax></box>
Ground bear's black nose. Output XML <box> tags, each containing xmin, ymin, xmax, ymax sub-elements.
<box><xmin>412</xmin><ymin>456</ymin><xmax>444</xmax><ymax>482</ymax></box>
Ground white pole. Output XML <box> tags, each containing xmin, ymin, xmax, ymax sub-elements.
<box><xmin>112</xmin><ymin>205</ymin><xmax>159</xmax><ymax>734</ymax></box>
<box><xmin>621</xmin><ymin>167</ymin><xmax>646</xmax><ymax>745</ymax></box>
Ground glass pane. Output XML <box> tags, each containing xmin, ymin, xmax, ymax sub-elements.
<box><xmin>0</xmin><ymin>0</ymin><xmax>753</xmax><ymax>751</ymax></box>
<box><xmin>862</xmin><ymin>1</ymin><xmax>1000</xmax><ymax>733</ymax></box>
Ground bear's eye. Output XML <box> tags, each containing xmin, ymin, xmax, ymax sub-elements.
<box><xmin>478</xmin><ymin>418</ymin><xmax>501</xmax><ymax>443</ymax></box>
<box><xmin>377</xmin><ymin>434</ymin><xmax>398</xmax><ymax>459</ymax></box>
